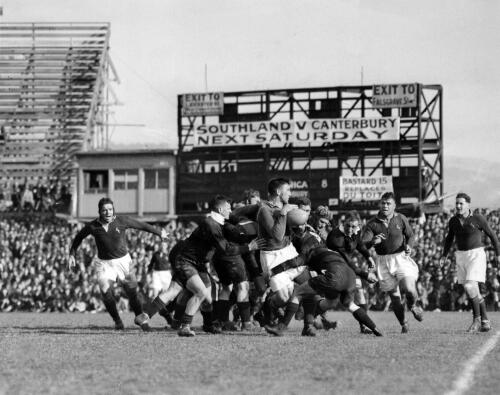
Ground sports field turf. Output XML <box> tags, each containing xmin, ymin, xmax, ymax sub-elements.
<box><xmin>1</xmin><ymin>311</ymin><xmax>499</xmax><ymax>395</ymax></box>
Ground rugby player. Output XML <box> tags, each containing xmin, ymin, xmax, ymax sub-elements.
<box><xmin>68</xmin><ymin>197</ymin><xmax>168</xmax><ymax>330</ymax></box>
<box><xmin>326</xmin><ymin>211</ymin><xmax>377</xmax><ymax>334</ymax></box>
<box><xmin>257</xmin><ymin>178</ymin><xmax>305</xmax><ymax>329</ymax></box>
<box><xmin>135</xmin><ymin>195</ymin><xmax>264</xmax><ymax>336</ymax></box>
<box><xmin>440</xmin><ymin>193</ymin><xmax>500</xmax><ymax>332</ymax></box>
<box><xmin>361</xmin><ymin>192</ymin><xmax>423</xmax><ymax>333</ymax></box>
<box><xmin>266</xmin><ymin>246</ymin><xmax>382</xmax><ymax>337</ymax></box>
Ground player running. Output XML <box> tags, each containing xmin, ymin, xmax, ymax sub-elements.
<box><xmin>360</xmin><ymin>192</ymin><xmax>423</xmax><ymax>333</ymax></box>
<box><xmin>440</xmin><ymin>192</ymin><xmax>500</xmax><ymax>332</ymax></box>
<box><xmin>68</xmin><ymin>197</ymin><xmax>168</xmax><ymax>330</ymax></box>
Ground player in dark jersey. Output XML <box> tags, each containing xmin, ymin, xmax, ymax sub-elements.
<box><xmin>148</xmin><ymin>240</ymin><xmax>172</xmax><ymax>298</ymax></box>
<box><xmin>360</xmin><ymin>192</ymin><xmax>422</xmax><ymax>334</ymax></box>
<box><xmin>266</xmin><ymin>246</ymin><xmax>382</xmax><ymax>337</ymax></box>
<box><xmin>135</xmin><ymin>195</ymin><xmax>265</xmax><ymax>336</ymax></box>
<box><xmin>440</xmin><ymin>192</ymin><xmax>500</xmax><ymax>332</ymax></box>
<box><xmin>326</xmin><ymin>211</ymin><xmax>377</xmax><ymax>334</ymax></box>
<box><xmin>68</xmin><ymin>197</ymin><xmax>168</xmax><ymax>330</ymax></box>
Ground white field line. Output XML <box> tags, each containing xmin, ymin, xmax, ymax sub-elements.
<box><xmin>444</xmin><ymin>330</ymin><xmax>500</xmax><ymax>395</ymax></box>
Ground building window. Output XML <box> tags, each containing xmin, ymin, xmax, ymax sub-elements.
<box><xmin>114</xmin><ymin>170</ymin><xmax>138</xmax><ymax>190</ymax></box>
<box><xmin>84</xmin><ymin>170</ymin><xmax>108</xmax><ymax>193</ymax></box>
<box><xmin>145</xmin><ymin>169</ymin><xmax>169</xmax><ymax>189</ymax></box>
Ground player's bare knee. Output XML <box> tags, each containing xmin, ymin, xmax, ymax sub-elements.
<box><xmin>464</xmin><ymin>281</ymin><xmax>479</xmax><ymax>298</ymax></box>
<box><xmin>348</xmin><ymin>301</ymin><xmax>360</xmax><ymax>313</ymax></box>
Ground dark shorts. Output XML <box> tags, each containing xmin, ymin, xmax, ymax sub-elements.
<box><xmin>213</xmin><ymin>256</ymin><xmax>248</xmax><ymax>286</ymax></box>
<box><xmin>172</xmin><ymin>255</ymin><xmax>211</xmax><ymax>288</ymax></box>
<box><xmin>308</xmin><ymin>265</ymin><xmax>356</xmax><ymax>301</ymax></box>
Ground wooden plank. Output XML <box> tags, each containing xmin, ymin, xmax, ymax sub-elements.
<box><xmin>0</xmin><ymin>24</ymin><xmax>109</xmax><ymax>31</ymax></box>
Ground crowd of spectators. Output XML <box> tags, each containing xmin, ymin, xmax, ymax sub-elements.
<box><xmin>0</xmin><ymin>209</ymin><xmax>499</xmax><ymax>314</ymax></box>
<box><xmin>0</xmin><ymin>178</ymin><xmax>72</xmax><ymax>214</ymax></box>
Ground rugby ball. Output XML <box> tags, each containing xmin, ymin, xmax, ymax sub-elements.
<box><xmin>287</xmin><ymin>208</ymin><xmax>309</xmax><ymax>227</ymax></box>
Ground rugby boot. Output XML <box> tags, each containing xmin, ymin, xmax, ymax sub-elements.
<box><xmin>411</xmin><ymin>306</ymin><xmax>424</xmax><ymax>322</ymax></box>
<box><xmin>480</xmin><ymin>319</ymin><xmax>492</xmax><ymax>332</ymax></box>
<box><xmin>169</xmin><ymin>318</ymin><xmax>181</xmax><ymax>330</ymax></box>
<box><xmin>203</xmin><ymin>323</ymin><xmax>222</xmax><ymax>334</ymax></box>
<box><xmin>360</xmin><ymin>325</ymin><xmax>373</xmax><ymax>334</ymax></box>
<box><xmin>134</xmin><ymin>313</ymin><xmax>152</xmax><ymax>332</ymax></box>
<box><xmin>466</xmin><ymin>318</ymin><xmax>481</xmax><ymax>333</ymax></box>
<box><xmin>401</xmin><ymin>320</ymin><xmax>409</xmax><ymax>334</ymax></box>
<box><xmin>222</xmin><ymin>320</ymin><xmax>240</xmax><ymax>332</ymax></box>
<box><xmin>319</xmin><ymin>316</ymin><xmax>337</xmax><ymax>331</ymax></box>
<box><xmin>178</xmin><ymin>325</ymin><xmax>196</xmax><ymax>337</ymax></box>
<box><xmin>114</xmin><ymin>319</ymin><xmax>125</xmax><ymax>330</ymax></box>
<box><xmin>264</xmin><ymin>322</ymin><xmax>287</xmax><ymax>337</ymax></box>
<box><xmin>241</xmin><ymin>321</ymin><xmax>261</xmax><ymax>332</ymax></box>
<box><xmin>301</xmin><ymin>325</ymin><xmax>317</xmax><ymax>337</ymax></box>
<box><xmin>159</xmin><ymin>309</ymin><xmax>174</xmax><ymax>327</ymax></box>
<box><xmin>372</xmin><ymin>327</ymin><xmax>384</xmax><ymax>337</ymax></box>
<box><xmin>294</xmin><ymin>306</ymin><xmax>304</xmax><ymax>321</ymax></box>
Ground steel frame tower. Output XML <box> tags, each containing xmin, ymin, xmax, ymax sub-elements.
<box><xmin>177</xmin><ymin>84</ymin><xmax>442</xmax><ymax>215</ymax></box>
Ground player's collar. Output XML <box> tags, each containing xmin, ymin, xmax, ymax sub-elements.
<box><xmin>209</xmin><ymin>211</ymin><xmax>225</xmax><ymax>225</ymax></box>
<box><xmin>376</xmin><ymin>212</ymin><xmax>398</xmax><ymax>222</ymax></box>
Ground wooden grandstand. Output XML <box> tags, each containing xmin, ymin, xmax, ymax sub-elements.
<box><xmin>0</xmin><ymin>22</ymin><xmax>118</xmax><ymax>182</ymax></box>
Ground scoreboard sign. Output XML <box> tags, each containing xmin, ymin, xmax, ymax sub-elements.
<box><xmin>339</xmin><ymin>176</ymin><xmax>394</xmax><ymax>201</ymax></box>
<box><xmin>372</xmin><ymin>83</ymin><xmax>418</xmax><ymax>108</ymax></box>
<box><xmin>181</xmin><ymin>92</ymin><xmax>224</xmax><ymax>116</ymax></box>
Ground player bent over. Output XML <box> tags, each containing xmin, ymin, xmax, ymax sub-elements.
<box><xmin>68</xmin><ymin>197</ymin><xmax>168</xmax><ymax>330</ymax></box>
<box><xmin>135</xmin><ymin>195</ymin><xmax>264</xmax><ymax>336</ymax></box>
<box><xmin>361</xmin><ymin>192</ymin><xmax>423</xmax><ymax>334</ymax></box>
<box><xmin>440</xmin><ymin>192</ymin><xmax>500</xmax><ymax>333</ymax></box>
<box><xmin>267</xmin><ymin>247</ymin><xmax>382</xmax><ymax>337</ymax></box>
<box><xmin>326</xmin><ymin>211</ymin><xmax>376</xmax><ymax>334</ymax></box>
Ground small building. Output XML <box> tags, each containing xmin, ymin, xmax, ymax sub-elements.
<box><xmin>75</xmin><ymin>149</ymin><xmax>176</xmax><ymax>221</ymax></box>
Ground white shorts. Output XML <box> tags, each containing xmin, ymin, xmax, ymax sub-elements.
<box><xmin>95</xmin><ymin>254</ymin><xmax>131</xmax><ymax>283</ymax></box>
<box><xmin>151</xmin><ymin>270</ymin><xmax>172</xmax><ymax>291</ymax></box>
<box><xmin>455</xmin><ymin>247</ymin><xmax>486</xmax><ymax>284</ymax></box>
<box><xmin>376</xmin><ymin>251</ymin><xmax>419</xmax><ymax>292</ymax></box>
<box><xmin>260</xmin><ymin>244</ymin><xmax>303</xmax><ymax>292</ymax></box>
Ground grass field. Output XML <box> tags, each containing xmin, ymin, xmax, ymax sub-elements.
<box><xmin>1</xmin><ymin>311</ymin><xmax>499</xmax><ymax>395</ymax></box>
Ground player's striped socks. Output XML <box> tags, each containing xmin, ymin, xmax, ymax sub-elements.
<box><xmin>390</xmin><ymin>295</ymin><xmax>406</xmax><ymax>325</ymax></box>
<box><xmin>144</xmin><ymin>296</ymin><xmax>166</xmax><ymax>318</ymax></box>
<box><xmin>302</xmin><ymin>298</ymin><xmax>316</xmax><ymax>326</ymax></box>
<box><xmin>123</xmin><ymin>282</ymin><xmax>143</xmax><ymax>316</ymax></box>
<box><xmin>282</xmin><ymin>302</ymin><xmax>300</xmax><ymax>327</ymax></box>
<box><xmin>470</xmin><ymin>296</ymin><xmax>481</xmax><ymax>319</ymax></box>
<box><xmin>478</xmin><ymin>297</ymin><xmax>488</xmax><ymax>321</ymax></box>
<box><xmin>237</xmin><ymin>301</ymin><xmax>251</xmax><ymax>323</ymax></box>
<box><xmin>101</xmin><ymin>288</ymin><xmax>121</xmax><ymax>323</ymax></box>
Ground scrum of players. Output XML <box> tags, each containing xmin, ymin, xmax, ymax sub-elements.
<box><xmin>70</xmin><ymin>178</ymin><xmax>499</xmax><ymax>337</ymax></box>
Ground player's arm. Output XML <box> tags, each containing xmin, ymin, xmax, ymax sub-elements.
<box><xmin>210</xmin><ymin>221</ymin><xmax>264</xmax><ymax>256</ymax></box>
<box><xmin>121</xmin><ymin>216</ymin><xmax>169</xmax><ymax>239</ymax></box>
<box><xmin>147</xmin><ymin>254</ymin><xmax>156</xmax><ymax>273</ymax></box>
<box><xmin>68</xmin><ymin>225</ymin><xmax>92</xmax><ymax>269</ymax></box>
<box><xmin>355</xmin><ymin>237</ymin><xmax>376</xmax><ymax>269</ymax></box>
<box><xmin>360</xmin><ymin>223</ymin><xmax>385</xmax><ymax>249</ymax></box>
<box><xmin>223</xmin><ymin>222</ymin><xmax>254</xmax><ymax>243</ymax></box>
<box><xmin>401</xmin><ymin>214</ymin><xmax>415</xmax><ymax>255</ymax></box>
<box><xmin>440</xmin><ymin>219</ymin><xmax>456</xmax><ymax>267</ymax></box>
<box><xmin>477</xmin><ymin>215</ymin><xmax>500</xmax><ymax>265</ymax></box>
<box><xmin>257</xmin><ymin>206</ymin><xmax>287</xmax><ymax>243</ymax></box>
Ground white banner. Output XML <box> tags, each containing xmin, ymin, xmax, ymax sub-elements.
<box><xmin>339</xmin><ymin>176</ymin><xmax>394</xmax><ymax>201</ymax></box>
<box><xmin>193</xmin><ymin>117</ymin><xmax>400</xmax><ymax>147</ymax></box>
<box><xmin>182</xmin><ymin>92</ymin><xmax>224</xmax><ymax>116</ymax></box>
<box><xmin>372</xmin><ymin>83</ymin><xmax>418</xmax><ymax>108</ymax></box>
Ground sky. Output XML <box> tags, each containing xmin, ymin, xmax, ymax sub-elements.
<box><xmin>2</xmin><ymin>0</ymin><xmax>500</xmax><ymax>198</ymax></box>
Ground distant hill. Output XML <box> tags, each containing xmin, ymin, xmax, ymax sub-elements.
<box><xmin>444</xmin><ymin>156</ymin><xmax>500</xmax><ymax>209</ymax></box>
